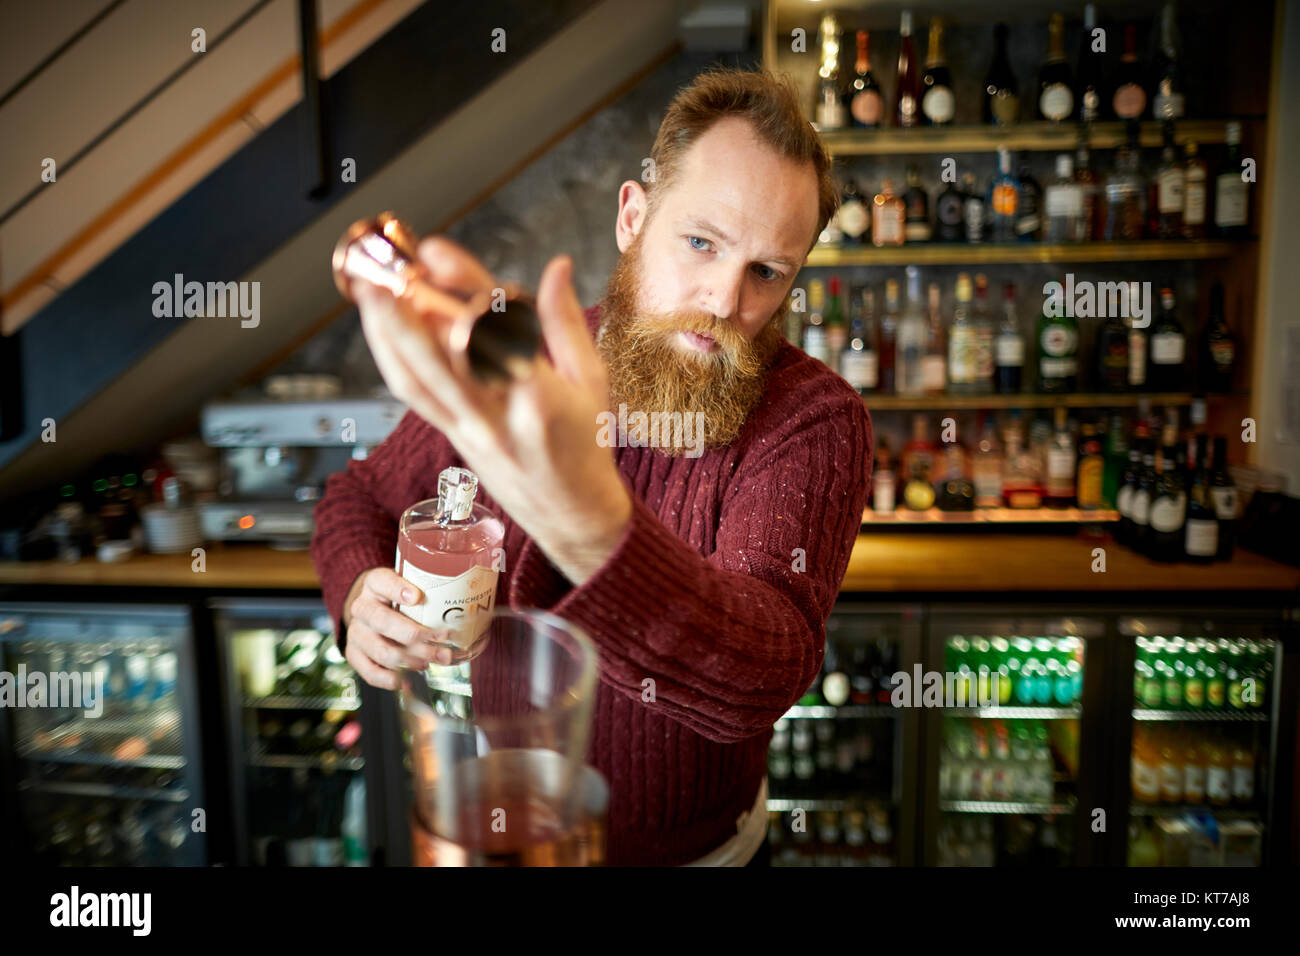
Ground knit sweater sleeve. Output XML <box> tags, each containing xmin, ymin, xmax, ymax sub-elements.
<box><xmin>509</xmin><ymin>380</ymin><xmax>872</xmax><ymax>744</ymax></box>
<box><xmin>310</xmin><ymin>409</ymin><xmax>450</xmax><ymax>654</ymax></box>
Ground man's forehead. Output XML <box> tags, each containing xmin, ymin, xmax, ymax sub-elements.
<box><xmin>668</xmin><ymin>119</ymin><xmax>819</xmax><ymax>253</ymax></box>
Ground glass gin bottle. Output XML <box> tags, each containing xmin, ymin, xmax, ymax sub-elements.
<box><xmin>396</xmin><ymin>467</ymin><xmax>506</xmax><ymax>663</ymax></box>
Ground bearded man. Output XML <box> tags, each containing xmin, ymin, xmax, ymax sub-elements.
<box><xmin>310</xmin><ymin>67</ymin><xmax>873</xmax><ymax>866</ymax></box>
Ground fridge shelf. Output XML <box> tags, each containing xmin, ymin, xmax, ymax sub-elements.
<box><xmin>1129</xmin><ymin>804</ymin><xmax>1263</xmax><ymax>820</ymax></box>
<box><xmin>244</xmin><ymin>695</ymin><xmax>360</xmax><ymax>712</ymax></box>
<box><xmin>1132</xmin><ymin>709</ymin><xmax>1269</xmax><ymax>722</ymax></box>
<box><xmin>945</xmin><ymin>706</ymin><xmax>1082</xmax><ymax>720</ymax></box>
<box><xmin>941</xmin><ymin>799</ymin><xmax>1076</xmax><ymax>815</ymax></box>
<box><xmin>16</xmin><ymin>713</ymin><xmax>186</xmax><ymax>769</ymax></box>
<box><xmin>783</xmin><ymin>704</ymin><xmax>899</xmax><ymax>720</ymax></box>
<box><xmin>247</xmin><ymin>742</ymin><xmax>363</xmax><ymax>772</ymax></box>
<box><xmin>18</xmin><ymin>778</ymin><xmax>190</xmax><ymax>803</ymax></box>
<box><xmin>765</xmin><ymin>797</ymin><xmax>895</xmax><ymax>812</ymax></box>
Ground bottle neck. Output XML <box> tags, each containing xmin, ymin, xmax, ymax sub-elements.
<box><xmin>926</xmin><ymin>24</ymin><xmax>944</xmax><ymax>67</ymax></box>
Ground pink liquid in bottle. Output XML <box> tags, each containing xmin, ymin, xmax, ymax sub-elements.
<box><xmin>396</xmin><ymin>467</ymin><xmax>505</xmax><ymax>662</ymax></box>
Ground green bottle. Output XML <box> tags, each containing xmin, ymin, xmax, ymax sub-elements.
<box><xmin>1103</xmin><ymin>414</ymin><xmax>1128</xmax><ymax>508</ymax></box>
<box><xmin>990</xmin><ymin>636</ymin><xmax>1013</xmax><ymax>704</ymax></box>
<box><xmin>1183</xmin><ymin>639</ymin><xmax>1205</xmax><ymax>709</ymax></box>
<box><xmin>1225</xmin><ymin>641</ymin><xmax>1246</xmax><ymax>710</ymax></box>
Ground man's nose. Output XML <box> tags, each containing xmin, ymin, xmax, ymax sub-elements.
<box><xmin>698</xmin><ymin>261</ymin><xmax>745</xmax><ymax>321</ymax></box>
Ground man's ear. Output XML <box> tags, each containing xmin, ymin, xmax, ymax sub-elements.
<box><xmin>615</xmin><ymin>180</ymin><xmax>648</xmax><ymax>253</ymax></box>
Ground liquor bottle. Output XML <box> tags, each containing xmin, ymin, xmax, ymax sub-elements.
<box><xmin>1037</xmin><ymin>12</ymin><xmax>1075</xmax><ymax>122</ymax></box>
<box><xmin>1154</xmin><ymin>121</ymin><xmax>1186</xmax><ymax>239</ymax></box>
<box><xmin>901</xmin><ymin>415</ymin><xmax>937</xmax><ymax>510</ymax></box>
<box><xmin>1127</xmin><ymin>314</ymin><xmax>1149</xmax><ymax>392</ymax></box>
<box><xmin>1184</xmin><ymin>434</ymin><xmax>1218</xmax><ymax>563</ymax></box>
<box><xmin>1103</xmin><ymin>413</ymin><xmax>1129</xmax><ymax>508</ymax></box>
<box><xmin>1096</xmin><ymin>312</ymin><xmax>1130</xmax><ymax>392</ymax></box>
<box><xmin>1116</xmin><ymin>441</ymin><xmax>1143</xmax><ymax>545</ymax></box>
<box><xmin>1076</xmin><ymin>4</ymin><xmax>1103</xmax><ymax>123</ymax></box>
<box><xmin>825</xmin><ymin>276</ymin><xmax>848</xmax><ymax>357</ymax></box>
<box><xmin>903</xmin><ymin>166</ymin><xmax>931</xmax><ymax>242</ymax></box>
<box><xmin>1036</xmin><ymin>296</ymin><xmax>1079</xmax><ymax>393</ymax></box>
<box><xmin>815</xmin><ymin>13</ymin><xmax>846</xmax><ymax>131</ymax></box>
<box><xmin>972</xmin><ymin>274</ymin><xmax>995</xmax><ymax>393</ymax></box>
<box><xmin>934</xmin><ymin>179</ymin><xmax>965</xmax><ymax>242</ymax></box>
<box><xmin>1231</xmin><ymin>741</ymin><xmax>1255</xmax><ymax>805</ymax></box>
<box><xmin>994</xmin><ymin>283</ymin><xmax>1025</xmax><ymax>393</ymax></box>
<box><xmin>396</xmin><ymin>467</ymin><xmax>506</xmax><ymax>661</ymax></box>
<box><xmin>872</xmin><ymin>443</ymin><xmax>896</xmax><ymax>514</ymax></box>
<box><xmin>1015</xmin><ymin>153</ymin><xmax>1043</xmax><ymax>241</ymax></box>
<box><xmin>847</xmin><ymin>30</ymin><xmax>885</xmax><ymax>128</ymax></box>
<box><xmin>1149</xmin><ymin>445</ymin><xmax>1187</xmax><ymax>561</ymax></box>
<box><xmin>1074</xmin><ymin>140</ymin><xmax>1101</xmax><ymax>240</ymax></box>
<box><xmin>1044</xmin><ymin>407</ymin><xmax>1076</xmax><ymax>508</ymax></box>
<box><xmin>838</xmin><ymin>178</ymin><xmax>870</xmax><ymax>245</ymax></box>
<box><xmin>879</xmin><ymin>282</ymin><xmax>899</xmax><ymax>393</ymax></box>
<box><xmin>1182</xmin><ymin>141</ymin><xmax>1208</xmax><ymax>239</ymax></box>
<box><xmin>1209</xmin><ymin>436</ymin><xmax>1237</xmax><ymax>560</ymax></box>
<box><xmin>972</xmin><ymin>413</ymin><xmax>1004</xmax><ymax>509</ymax></box>
<box><xmin>1044</xmin><ymin>154</ymin><xmax>1083</xmax><ymax>241</ymax></box>
<box><xmin>1149</xmin><ymin>286</ymin><xmax>1186</xmax><ymax>391</ymax></box>
<box><xmin>922</xmin><ymin>282</ymin><xmax>947</xmax><ymax>395</ymax></box>
<box><xmin>962</xmin><ymin>172</ymin><xmax>986</xmax><ymax>243</ymax></box>
<box><xmin>894</xmin><ymin>10</ymin><xmax>921</xmax><ymax>128</ymax></box>
<box><xmin>1205</xmin><ymin>735</ymin><xmax>1231</xmax><ymax>807</ymax></box>
<box><xmin>1076</xmin><ymin>420</ymin><xmax>1105</xmax><ymax>510</ymax></box>
<box><xmin>983</xmin><ymin>23</ymin><xmax>1019</xmax><ymax>125</ymax></box>
<box><xmin>1152</xmin><ymin>2</ymin><xmax>1186</xmax><ymax>121</ymax></box>
<box><xmin>841</xmin><ymin>289</ymin><xmax>878</xmax><ymax>393</ymax></box>
<box><xmin>1214</xmin><ymin>121</ymin><xmax>1249</xmax><ymax>237</ymax></box>
<box><xmin>990</xmin><ymin>147</ymin><xmax>1019</xmax><ymax>243</ymax></box>
<box><xmin>897</xmin><ymin>266</ymin><xmax>927</xmax><ymax>398</ymax></box>
<box><xmin>803</xmin><ymin>279</ymin><xmax>830</xmax><ymax>365</ymax></box>
<box><xmin>1130</xmin><ymin>439</ymin><xmax>1157</xmax><ymax>555</ymax></box>
<box><xmin>1199</xmin><ymin>281</ymin><xmax>1236</xmax><ymax>392</ymax></box>
<box><xmin>920</xmin><ymin>16</ymin><xmax>955</xmax><ymax>126</ymax></box>
<box><xmin>1111</xmin><ymin>23</ymin><xmax>1147</xmax><ymax>120</ymax></box>
<box><xmin>1103</xmin><ymin>123</ymin><xmax>1147</xmax><ymax>239</ymax></box>
<box><xmin>872</xmin><ymin>179</ymin><xmax>905</xmax><ymax>247</ymax></box>
<box><xmin>947</xmin><ymin>273</ymin><xmax>977</xmax><ymax>393</ymax></box>
<box><xmin>1002</xmin><ymin>417</ymin><xmax>1044</xmax><ymax>508</ymax></box>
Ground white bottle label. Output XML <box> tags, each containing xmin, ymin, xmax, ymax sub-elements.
<box><xmin>1132</xmin><ymin>757</ymin><xmax>1160</xmax><ymax>800</ymax></box>
<box><xmin>1211</xmin><ymin>486</ymin><xmax>1238</xmax><ymax>520</ymax></box>
<box><xmin>1232</xmin><ymin>764</ymin><xmax>1254</xmax><ymax>801</ymax></box>
<box><xmin>1151</xmin><ymin>332</ymin><xmax>1185</xmax><ymax>365</ymax></box>
<box><xmin>872</xmin><ymin>471</ymin><xmax>896</xmax><ymax>513</ymax></box>
<box><xmin>1154</xmin><ymin>92</ymin><xmax>1185</xmax><ymax>120</ymax></box>
<box><xmin>922</xmin><ymin>86</ymin><xmax>955</xmax><ymax>124</ymax></box>
<box><xmin>1117</xmin><ymin>483</ymin><xmax>1134</xmax><ymax>519</ymax></box>
<box><xmin>1183</xmin><ymin>764</ymin><xmax>1205</xmax><ymax>802</ymax></box>
<box><xmin>1131</xmin><ymin>491</ymin><xmax>1151</xmax><ymax>526</ymax></box>
<box><xmin>1039</xmin><ymin>84</ymin><xmax>1073</xmax><ymax>121</ymax></box>
<box><xmin>1045</xmin><ymin>184</ymin><xmax>1083</xmax><ymax>218</ymax></box>
<box><xmin>995</xmin><ymin>336</ymin><xmax>1025</xmax><ymax>366</ymax></box>
<box><xmin>1185</xmin><ymin>517</ymin><xmax>1219</xmax><ymax>556</ymax></box>
<box><xmin>1128</xmin><ymin>333</ymin><xmax>1147</xmax><ymax>385</ymax></box>
<box><xmin>1157</xmin><ymin>170</ymin><xmax>1186</xmax><ymax>213</ymax></box>
<box><xmin>839</xmin><ymin>200</ymin><xmax>869</xmax><ymax>238</ymax></box>
<box><xmin>395</xmin><ymin>549</ymin><xmax>500</xmax><ymax>649</ymax></box>
<box><xmin>1215</xmin><ymin>177</ymin><xmax>1248</xmax><ymax>227</ymax></box>
<box><xmin>1206</xmin><ymin>766</ymin><xmax>1231</xmax><ymax>802</ymax></box>
<box><xmin>1047</xmin><ymin>447</ymin><xmax>1074</xmax><ymax>481</ymax></box>
<box><xmin>842</xmin><ymin>350</ymin><xmax>878</xmax><ymax>390</ymax></box>
<box><xmin>922</xmin><ymin>355</ymin><xmax>946</xmax><ymax>390</ymax></box>
<box><xmin>1149</xmin><ymin>493</ymin><xmax>1187</xmax><ymax>533</ymax></box>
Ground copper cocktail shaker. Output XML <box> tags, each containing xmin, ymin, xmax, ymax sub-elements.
<box><xmin>332</xmin><ymin>212</ymin><xmax>541</xmax><ymax>382</ymax></box>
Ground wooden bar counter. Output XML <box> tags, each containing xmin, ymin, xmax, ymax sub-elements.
<box><xmin>1</xmin><ymin>534</ymin><xmax>1297</xmax><ymax>596</ymax></box>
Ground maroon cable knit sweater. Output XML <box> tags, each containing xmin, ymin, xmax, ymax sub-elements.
<box><xmin>310</xmin><ymin>305</ymin><xmax>872</xmax><ymax>866</ymax></box>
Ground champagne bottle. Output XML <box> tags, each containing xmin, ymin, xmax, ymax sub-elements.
<box><xmin>921</xmin><ymin>17</ymin><xmax>955</xmax><ymax>126</ymax></box>
<box><xmin>1037</xmin><ymin>13</ymin><xmax>1075</xmax><ymax>122</ymax></box>
<box><xmin>983</xmin><ymin>23</ymin><xmax>1019</xmax><ymax>125</ymax></box>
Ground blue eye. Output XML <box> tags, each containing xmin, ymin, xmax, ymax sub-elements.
<box><xmin>754</xmin><ymin>264</ymin><xmax>778</xmax><ymax>281</ymax></box>
<box><xmin>687</xmin><ymin>235</ymin><xmax>711</xmax><ymax>251</ymax></box>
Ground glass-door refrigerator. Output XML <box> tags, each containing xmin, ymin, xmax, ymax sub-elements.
<box><xmin>1121</xmin><ymin>610</ymin><xmax>1286</xmax><ymax>866</ymax></box>
<box><xmin>921</xmin><ymin>608</ymin><xmax>1108</xmax><ymax>866</ymax></box>
<box><xmin>0</xmin><ymin>602</ymin><xmax>206</xmax><ymax>865</ymax></box>
<box><xmin>764</xmin><ymin>603</ymin><xmax>923</xmax><ymax>866</ymax></box>
<box><xmin>210</xmin><ymin>598</ymin><xmax>388</xmax><ymax>866</ymax></box>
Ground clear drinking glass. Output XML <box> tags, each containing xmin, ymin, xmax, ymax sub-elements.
<box><xmin>399</xmin><ymin>608</ymin><xmax>606</xmax><ymax>865</ymax></box>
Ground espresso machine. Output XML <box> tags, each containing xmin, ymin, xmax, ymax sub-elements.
<box><xmin>199</xmin><ymin>376</ymin><xmax>405</xmax><ymax>548</ymax></box>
